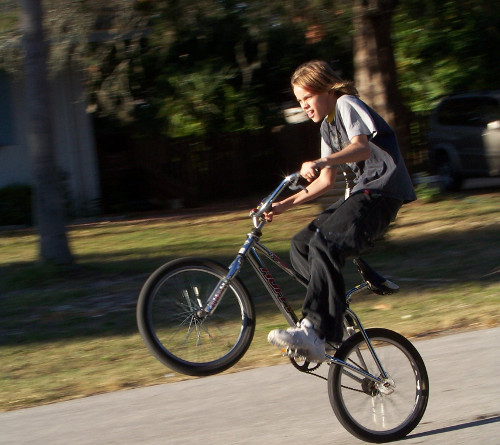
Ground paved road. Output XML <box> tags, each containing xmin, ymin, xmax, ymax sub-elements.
<box><xmin>1</xmin><ymin>328</ymin><xmax>499</xmax><ymax>444</ymax></box>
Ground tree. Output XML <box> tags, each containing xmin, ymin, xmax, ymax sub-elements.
<box><xmin>393</xmin><ymin>0</ymin><xmax>500</xmax><ymax>113</ymax></box>
<box><xmin>20</xmin><ymin>0</ymin><xmax>73</xmax><ymax>264</ymax></box>
<box><xmin>1</xmin><ymin>1</ymin><xmax>149</xmax><ymax>262</ymax></box>
<box><xmin>352</xmin><ymin>0</ymin><xmax>411</xmax><ymax>157</ymax></box>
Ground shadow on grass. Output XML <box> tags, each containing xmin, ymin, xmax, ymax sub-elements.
<box><xmin>0</xmin><ymin>222</ymin><xmax>499</xmax><ymax>348</ymax></box>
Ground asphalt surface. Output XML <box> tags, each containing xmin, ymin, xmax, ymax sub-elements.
<box><xmin>1</xmin><ymin>327</ymin><xmax>499</xmax><ymax>444</ymax></box>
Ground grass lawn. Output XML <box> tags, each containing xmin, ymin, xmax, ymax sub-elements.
<box><xmin>1</xmin><ymin>186</ymin><xmax>499</xmax><ymax>411</ymax></box>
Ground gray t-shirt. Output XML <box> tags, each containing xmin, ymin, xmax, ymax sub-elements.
<box><xmin>320</xmin><ymin>95</ymin><xmax>416</xmax><ymax>203</ymax></box>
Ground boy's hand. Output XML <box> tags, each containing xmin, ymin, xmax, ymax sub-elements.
<box><xmin>300</xmin><ymin>161</ymin><xmax>321</xmax><ymax>182</ymax></box>
<box><xmin>264</xmin><ymin>201</ymin><xmax>289</xmax><ymax>222</ymax></box>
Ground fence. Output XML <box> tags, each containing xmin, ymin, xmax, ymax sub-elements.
<box><xmin>95</xmin><ymin>114</ymin><xmax>430</xmax><ymax>212</ymax></box>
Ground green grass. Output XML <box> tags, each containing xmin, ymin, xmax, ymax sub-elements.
<box><xmin>1</xmin><ymin>190</ymin><xmax>499</xmax><ymax>411</ymax></box>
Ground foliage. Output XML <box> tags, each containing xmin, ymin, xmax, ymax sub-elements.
<box><xmin>0</xmin><ymin>1</ymin><xmax>149</xmax><ymax>105</ymax></box>
<box><xmin>2</xmin><ymin>0</ymin><xmax>499</xmax><ymax>134</ymax></box>
<box><xmin>0</xmin><ymin>1</ymin><xmax>17</xmax><ymax>33</ymax></box>
<box><xmin>117</xmin><ymin>0</ymin><xmax>353</xmax><ymax>137</ymax></box>
<box><xmin>393</xmin><ymin>0</ymin><xmax>500</xmax><ymax>112</ymax></box>
<box><xmin>155</xmin><ymin>68</ymin><xmax>260</xmax><ymax>137</ymax></box>
<box><xmin>0</xmin><ymin>1</ymin><xmax>21</xmax><ymax>72</ymax></box>
<box><xmin>414</xmin><ymin>182</ymin><xmax>442</xmax><ymax>203</ymax></box>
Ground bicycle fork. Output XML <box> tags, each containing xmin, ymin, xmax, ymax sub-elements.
<box><xmin>198</xmin><ymin>254</ymin><xmax>245</xmax><ymax>317</ymax></box>
<box><xmin>200</xmin><ymin>227</ymin><xmax>260</xmax><ymax>317</ymax></box>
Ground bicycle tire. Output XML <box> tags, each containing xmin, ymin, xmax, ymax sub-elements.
<box><xmin>137</xmin><ymin>257</ymin><xmax>255</xmax><ymax>376</ymax></box>
<box><xmin>328</xmin><ymin>328</ymin><xmax>429</xmax><ymax>443</ymax></box>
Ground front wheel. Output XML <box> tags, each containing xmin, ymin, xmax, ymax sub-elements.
<box><xmin>137</xmin><ymin>258</ymin><xmax>255</xmax><ymax>376</ymax></box>
<box><xmin>328</xmin><ymin>328</ymin><xmax>429</xmax><ymax>443</ymax></box>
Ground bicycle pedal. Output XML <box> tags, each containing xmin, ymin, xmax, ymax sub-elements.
<box><xmin>283</xmin><ymin>347</ymin><xmax>305</xmax><ymax>360</ymax></box>
<box><xmin>282</xmin><ymin>347</ymin><xmax>299</xmax><ymax>357</ymax></box>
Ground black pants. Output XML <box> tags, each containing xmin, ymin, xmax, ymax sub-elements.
<box><xmin>290</xmin><ymin>191</ymin><xmax>402</xmax><ymax>342</ymax></box>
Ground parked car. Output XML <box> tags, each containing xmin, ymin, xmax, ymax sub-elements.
<box><xmin>427</xmin><ymin>91</ymin><xmax>500</xmax><ymax>190</ymax></box>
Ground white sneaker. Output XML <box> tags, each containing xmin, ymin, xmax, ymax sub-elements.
<box><xmin>268</xmin><ymin>319</ymin><xmax>326</xmax><ymax>362</ymax></box>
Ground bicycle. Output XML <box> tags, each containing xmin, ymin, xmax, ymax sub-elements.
<box><xmin>136</xmin><ymin>172</ymin><xmax>429</xmax><ymax>443</ymax></box>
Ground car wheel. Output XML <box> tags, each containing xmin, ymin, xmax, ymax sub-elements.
<box><xmin>437</xmin><ymin>156</ymin><xmax>463</xmax><ymax>192</ymax></box>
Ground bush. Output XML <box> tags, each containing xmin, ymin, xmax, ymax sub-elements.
<box><xmin>0</xmin><ymin>184</ymin><xmax>32</xmax><ymax>226</ymax></box>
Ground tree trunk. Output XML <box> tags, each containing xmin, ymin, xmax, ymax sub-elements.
<box><xmin>20</xmin><ymin>0</ymin><xmax>73</xmax><ymax>265</ymax></box>
<box><xmin>352</xmin><ymin>0</ymin><xmax>411</xmax><ymax>159</ymax></box>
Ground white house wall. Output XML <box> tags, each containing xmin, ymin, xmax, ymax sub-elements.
<box><xmin>0</xmin><ymin>76</ymin><xmax>32</xmax><ymax>186</ymax></box>
<box><xmin>50</xmin><ymin>67</ymin><xmax>101</xmax><ymax>213</ymax></box>
<box><xmin>0</xmin><ymin>68</ymin><xmax>101</xmax><ymax>215</ymax></box>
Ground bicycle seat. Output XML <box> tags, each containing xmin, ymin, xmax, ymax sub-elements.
<box><xmin>353</xmin><ymin>258</ymin><xmax>399</xmax><ymax>295</ymax></box>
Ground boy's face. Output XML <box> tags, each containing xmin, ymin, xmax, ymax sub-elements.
<box><xmin>293</xmin><ymin>85</ymin><xmax>336</xmax><ymax>123</ymax></box>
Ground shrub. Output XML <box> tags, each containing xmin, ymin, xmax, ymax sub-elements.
<box><xmin>0</xmin><ymin>184</ymin><xmax>32</xmax><ymax>226</ymax></box>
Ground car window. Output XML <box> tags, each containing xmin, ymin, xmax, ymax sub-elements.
<box><xmin>437</xmin><ymin>97</ymin><xmax>500</xmax><ymax>127</ymax></box>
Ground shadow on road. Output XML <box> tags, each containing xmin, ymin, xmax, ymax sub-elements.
<box><xmin>406</xmin><ymin>414</ymin><xmax>500</xmax><ymax>441</ymax></box>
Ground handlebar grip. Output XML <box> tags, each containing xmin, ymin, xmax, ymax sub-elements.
<box><xmin>251</xmin><ymin>171</ymin><xmax>302</xmax><ymax>218</ymax></box>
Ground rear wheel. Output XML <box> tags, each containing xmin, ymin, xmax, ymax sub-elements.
<box><xmin>137</xmin><ymin>258</ymin><xmax>255</xmax><ymax>376</ymax></box>
<box><xmin>328</xmin><ymin>328</ymin><xmax>429</xmax><ymax>443</ymax></box>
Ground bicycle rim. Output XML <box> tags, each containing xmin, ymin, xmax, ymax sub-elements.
<box><xmin>329</xmin><ymin>328</ymin><xmax>429</xmax><ymax>442</ymax></box>
<box><xmin>139</xmin><ymin>260</ymin><xmax>254</xmax><ymax>375</ymax></box>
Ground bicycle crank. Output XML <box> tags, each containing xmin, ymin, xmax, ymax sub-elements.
<box><xmin>282</xmin><ymin>348</ymin><xmax>323</xmax><ymax>372</ymax></box>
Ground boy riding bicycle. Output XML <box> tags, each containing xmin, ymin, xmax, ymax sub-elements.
<box><xmin>266</xmin><ymin>60</ymin><xmax>416</xmax><ymax>362</ymax></box>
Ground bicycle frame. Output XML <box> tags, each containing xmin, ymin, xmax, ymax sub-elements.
<box><xmin>201</xmin><ymin>172</ymin><xmax>393</xmax><ymax>388</ymax></box>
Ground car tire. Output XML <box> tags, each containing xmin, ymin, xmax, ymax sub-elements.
<box><xmin>437</xmin><ymin>155</ymin><xmax>463</xmax><ymax>192</ymax></box>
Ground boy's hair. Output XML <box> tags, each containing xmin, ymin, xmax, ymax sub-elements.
<box><xmin>291</xmin><ymin>60</ymin><xmax>359</xmax><ymax>97</ymax></box>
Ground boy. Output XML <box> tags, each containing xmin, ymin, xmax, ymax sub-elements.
<box><xmin>266</xmin><ymin>60</ymin><xmax>416</xmax><ymax>362</ymax></box>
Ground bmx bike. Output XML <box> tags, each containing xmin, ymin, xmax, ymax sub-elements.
<box><xmin>136</xmin><ymin>172</ymin><xmax>429</xmax><ymax>443</ymax></box>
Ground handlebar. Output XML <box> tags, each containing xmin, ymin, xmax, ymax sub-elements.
<box><xmin>249</xmin><ymin>172</ymin><xmax>306</xmax><ymax>228</ymax></box>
